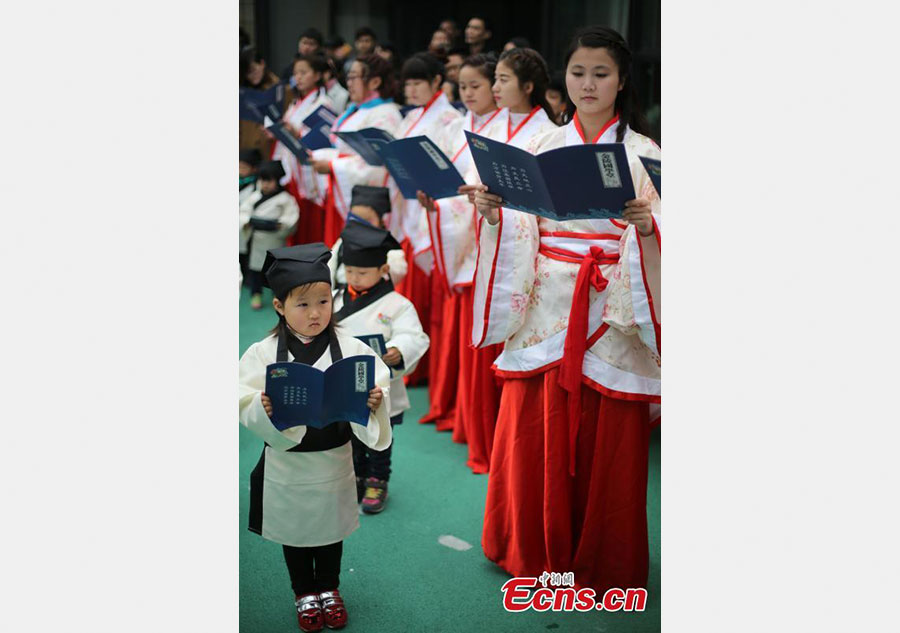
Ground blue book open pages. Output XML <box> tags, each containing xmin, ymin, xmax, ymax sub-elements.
<box><xmin>334</xmin><ymin>128</ymin><xmax>396</xmax><ymax>166</ymax></box>
<box><xmin>465</xmin><ymin>131</ymin><xmax>636</xmax><ymax>221</ymax></box>
<box><xmin>265</xmin><ymin>120</ymin><xmax>310</xmax><ymax>164</ymax></box>
<box><xmin>375</xmin><ymin>135</ymin><xmax>465</xmax><ymax>200</ymax></box>
<box><xmin>265</xmin><ymin>355</ymin><xmax>375</xmax><ymax>431</ymax></box>
<box><xmin>355</xmin><ymin>333</ymin><xmax>387</xmax><ymax>356</ymax></box>
<box><xmin>240</xmin><ymin>84</ymin><xmax>284</xmax><ymax>123</ymax></box>
<box><xmin>639</xmin><ymin>156</ymin><xmax>660</xmax><ymax>198</ymax></box>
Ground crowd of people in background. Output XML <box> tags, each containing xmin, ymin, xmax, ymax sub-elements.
<box><xmin>239</xmin><ymin>17</ymin><xmax>572</xmax><ymax>161</ymax></box>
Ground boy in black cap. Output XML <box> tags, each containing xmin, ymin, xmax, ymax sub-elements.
<box><xmin>328</xmin><ymin>184</ymin><xmax>407</xmax><ymax>289</ymax></box>
<box><xmin>333</xmin><ymin>222</ymin><xmax>430</xmax><ymax>514</ymax></box>
<box><xmin>239</xmin><ymin>242</ymin><xmax>393</xmax><ymax>632</ymax></box>
<box><xmin>240</xmin><ymin>161</ymin><xmax>300</xmax><ymax>309</ymax></box>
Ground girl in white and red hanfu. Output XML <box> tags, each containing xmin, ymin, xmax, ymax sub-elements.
<box><xmin>271</xmin><ymin>54</ymin><xmax>336</xmax><ymax>246</ymax></box>
<box><xmin>310</xmin><ymin>54</ymin><xmax>401</xmax><ymax>247</ymax></box>
<box><xmin>469</xmin><ymin>27</ymin><xmax>661</xmax><ymax>593</ymax></box>
<box><xmin>417</xmin><ymin>53</ymin><xmax>504</xmax><ymax>433</ymax></box>
<box><xmin>425</xmin><ymin>48</ymin><xmax>558</xmax><ymax>470</ymax></box>
<box><xmin>385</xmin><ymin>53</ymin><xmax>462</xmax><ymax>389</ymax></box>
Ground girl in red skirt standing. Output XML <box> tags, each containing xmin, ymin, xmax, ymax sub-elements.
<box><xmin>468</xmin><ymin>25</ymin><xmax>661</xmax><ymax>593</ymax></box>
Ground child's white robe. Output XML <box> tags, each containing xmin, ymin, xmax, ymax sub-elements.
<box><xmin>239</xmin><ymin>332</ymin><xmax>392</xmax><ymax>546</ymax></box>
<box><xmin>239</xmin><ymin>190</ymin><xmax>300</xmax><ymax>271</ymax></box>
<box><xmin>333</xmin><ymin>289</ymin><xmax>430</xmax><ymax>417</ymax></box>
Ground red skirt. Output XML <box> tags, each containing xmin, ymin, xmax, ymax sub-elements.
<box><xmin>451</xmin><ymin>287</ymin><xmax>473</xmax><ymax>444</ymax></box>
<box><xmin>453</xmin><ymin>287</ymin><xmax>503</xmax><ymax>472</ymax></box>
<box><xmin>287</xmin><ymin>196</ymin><xmax>326</xmax><ymax>246</ymax></box>
<box><xmin>396</xmin><ymin>240</ymin><xmax>432</xmax><ymax>387</ymax></box>
<box><xmin>419</xmin><ymin>282</ymin><xmax>458</xmax><ymax>429</ymax></box>
<box><xmin>482</xmin><ymin>366</ymin><xmax>652</xmax><ymax>593</ymax></box>
<box><xmin>322</xmin><ymin>178</ymin><xmax>344</xmax><ymax>248</ymax></box>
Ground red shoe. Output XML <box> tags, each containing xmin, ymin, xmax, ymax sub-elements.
<box><xmin>318</xmin><ymin>589</ymin><xmax>348</xmax><ymax>629</ymax></box>
<box><xmin>295</xmin><ymin>593</ymin><xmax>324</xmax><ymax>632</ymax></box>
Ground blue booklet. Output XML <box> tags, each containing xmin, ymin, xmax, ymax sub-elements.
<box><xmin>303</xmin><ymin>104</ymin><xmax>339</xmax><ymax>131</ymax></box>
<box><xmin>639</xmin><ymin>156</ymin><xmax>660</xmax><ymax>198</ymax></box>
<box><xmin>265</xmin><ymin>355</ymin><xmax>375</xmax><ymax>431</ymax></box>
<box><xmin>240</xmin><ymin>84</ymin><xmax>284</xmax><ymax>123</ymax></box>
<box><xmin>375</xmin><ymin>135</ymin><xmax>465</xmax><ymax>200</ymax></box>
<box><xmin>248</xmin><ymin>217</ymin><xmax>280</xmax><ymax>232</ymax></box>
<box><xmin>298</xmin><ymin>105</ymin><xmax>338</xmax><ymax>150</ymax></box>
<box><xmin>451</xmin><ymin>101</ymin><xmax>467</xmax><ymax>115</ymax></box>
<box><xmin>265</xmin><ymin>121</ymin><xmax>309</xmax><ymax>164</ymax></box>
<box><xmin>465</xmin><ymin>131</ymin><xmax>637</xmax><ymax>221</ymax></box>
<box><xmin>355</xmin><ymin>333</ymin><xmax>387</xmax><ymax>356</ymax></box>
<box><xmin>335</xmin><ymin>128</ymin><xmax>396</xmax><ymax>166</ymax></box>
<box><xmin>399</xmin><ymin>105</ymin><xmax>418</xmax><ymax>117</ymax></box>
<box><xmin>299</xmin><ymin>125</ymin><xmax>334</xmax><ymax>151</ymax></box>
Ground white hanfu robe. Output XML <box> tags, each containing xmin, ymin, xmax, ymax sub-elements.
<box><xmin>333</xmin><ymin>285</ymin><xmax>430</xmax><ymax>417</ymax></box>
<box><xmin>428</xmin><ymin>108</ymin><xmax>505</xmax><ymax>290</ymax></box>
<box><xmin>327</xmin><ymin>237</ymin><xmax>407</xmax><ymax>288</ymax></box>
<box><xmin>239</xmin><ymin>190</ymin><xmax>300</xmax><ymax>271</ymax></box>
<box><xmin>272</xmin><ymin>87</ymin><xmax>335</xmax><ymax>204</ymax></box>
<box><xmin>239</xmin><ymin>331</ymin><xmax>393</xmax><ymax>547</ymax></box>
<box><xmin>384</xmin><ymin>91</ymin><xmax>462</xmax><ymax>273</ymax></box>
<box><xmin>471</xmin><ymin>115</ymin><xmax>662</xmax><ymax>405</ymax></box>
<box><xmin>311</xmin><ymin>98</ymin><xmax>402</xmax><ymax>221</ymax></box>
<box><xmin>326</xmin><ymin>78</ymin><xmax>349</xmax><ymax>114</ymax></box>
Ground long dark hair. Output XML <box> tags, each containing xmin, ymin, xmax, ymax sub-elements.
<box><xmin>355</xmin><ymin>53</ymin><xmax>398</xmax><ymax>100</ymax></box>
<box><xmin>496</xmin><ymin>48</ymin><xmax>556</xmax><ymax>123</ymax></box>
<box><xmin>562</xmin><ymin>25</ymin><xmax>651</xmax><ymax>142</ymax></box>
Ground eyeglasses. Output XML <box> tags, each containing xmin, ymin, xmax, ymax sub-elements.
<box><xmin>346</xmin><ymin>73</ymin><xmax>366</xmax><ymax>81</ymax></box>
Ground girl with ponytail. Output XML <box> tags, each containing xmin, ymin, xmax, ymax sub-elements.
<box><xmin>467</xmin><ymin>25</ymin><xmax>662</xmax><ymax>593</ymax></box>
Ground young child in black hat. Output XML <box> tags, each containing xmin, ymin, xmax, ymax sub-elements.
<box><xmin>328</xmin><ymin>185</ymin><xmax>407</xmax><ymax>289</ymax></box>
<box><xmin>239</xmin><ymin>243</ymin><xmax>393</xmax><ymax>632</ymax></box>
<box><xmin>240</xmin><ymin>161</ymin><xmax>300</xmax><ymax>309</ymax></box>
<box><xmin>332</xmin><ymin>222</ymin><xmax>430</xmax><ymax>513</ymax></box>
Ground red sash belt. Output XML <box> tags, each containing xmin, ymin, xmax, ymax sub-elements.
<box><xmin>540</xmin><ymin>243</ymin><xmax>620</xmax><ymax>476</ymax></box>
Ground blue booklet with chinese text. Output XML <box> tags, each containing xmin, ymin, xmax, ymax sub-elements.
<box><xmin>265</xmin><ymin>356</ymin><xmax>374</xmax><ymax>431</ymax></box>
<box><xmin>265</xmin><ymin>120</ymin><xmax>310</xmax><ymax>164</ymax></box>
<box><xmin>375</xmin><ymin>136</ymin><xmax>465</xmax><ymax>200</ymax></box>
<box><xmin>335</xmin><ymin>128</ymin><xmax>396</xmax><ymax>166</ymax></box>
<box><xmin>639</xmin><ymin>156</ymin><xmax>660</xmax><ymax>198</ymax></box>
<box><xmin>355</xmin><ymin>333</ymin><xmax>387</xmax><ymax>356</ymax></box>
<box><xmin>465</xmin><ymin>131</ymin><xmax>636</xmax><ymax>221</ymax></box>
<box><xmin>240</xmin><ymin>84</ymin><xmax>284</xmax><ymax>123</ymax></box>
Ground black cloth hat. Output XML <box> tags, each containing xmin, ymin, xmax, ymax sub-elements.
<box><xmin>340</xmin><ymin>221</ymin><xmax>401</xmax><ymax>267</ymax></box>
<box><xmin>239</xmin><ymin>149</ymin><xmax>262</xmax><ymax>167</ymax></box>
<box><xmin>350</xmin><ymin>185</ymin><xmax>391</xmax><ymax>217</ymax></box>
<box><xmin>258</xmin><ymin>160</ymin><xmax>286</xmax><ymax>181</ymax></box>
<box><xmin>263</xmin><ymin>243</ymin><xmax>332</xmax><ymax>297</ymax></box>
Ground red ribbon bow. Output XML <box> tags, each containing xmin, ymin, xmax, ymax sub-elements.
<box><xmin>558</xmin><ymin>245</ymin><xmax>619</xmax><ymax>476</ymax></box>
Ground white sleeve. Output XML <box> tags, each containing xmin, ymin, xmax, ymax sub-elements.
<box><xmin>384</xmin><ymin>300</ymin><xmax>430</xmax><ymax>377</ymax></box>
<box><xmin>386</xmin><ymin>248</ymin><xmax>407</xmax><ymax>286</ymax></box>
<box><xmin>238</xmin><ymin>343</ymin><xmax>308</xmax><ymax>451</ymax></box>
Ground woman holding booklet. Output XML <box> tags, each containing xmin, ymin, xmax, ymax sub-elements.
<box><xmin>416</xmin><ymin>52</ymin><xmax>505</xmax><ymax>436</ymax></box>
<box><xmin>467</xmin><ymin>26</ymin><xmax>661</xmax><ymax>594</ymax></box>
<box><xmin>310</xmin><ymin>54</ymin><xmax>402</xmax><ymax>247</ymax></box>
<box><xmin>271</xmin><ymin>53</ymin><xmax>336</xmax><ymax>246</ymax></box>
<box><xmin>383</xmin><ymin>53</ymin><xmax>462</xmax><ymax>388</ymax></box>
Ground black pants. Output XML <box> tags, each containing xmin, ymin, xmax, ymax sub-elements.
<box><xmin>352</xmin><ymin>413</ymin><xmax>401</xmax><ymax>481</ymax></box>
<box><xmin>239</xmin><ymin>253</ymin><xmax>250</xmax><ymax>286</ymax></box>
<box><xmin>248</xmin><ymin>269</ymin><xmax>265</xmax><ymax>295</ymax></box>
<box><xmin>283</xmin><ymin>540</ymin><xmax>343</xmax><ymax>596</ymax></box>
